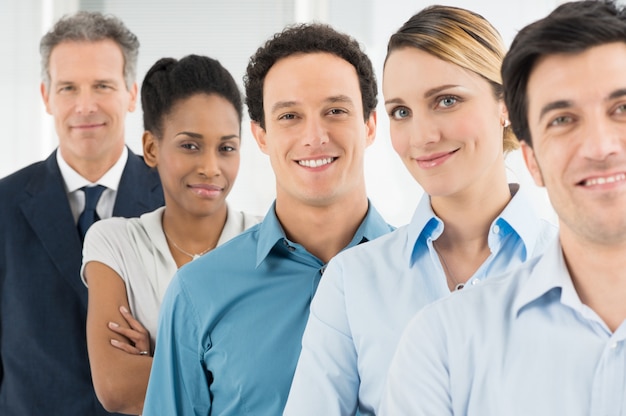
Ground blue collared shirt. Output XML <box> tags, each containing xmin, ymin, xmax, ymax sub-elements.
<box><xmin>284</xmin><ymin>185</ymin><xmax>557</xmax><ymax>416</ymax></box>
<box><xmin>380</xmin><ymin>237</ymin><xmax>626</xmax><ymax>416</ymax></box>
<box><xmin>143</xmin><ymin>202</ymin><xmax>393</xmax><ymax>416</ymax></box>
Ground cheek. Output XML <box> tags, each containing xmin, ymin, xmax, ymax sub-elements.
<box><xmin>389</xmin><ymin>124</ymin><xmax>410</xmax><ymax>156</ymax></box>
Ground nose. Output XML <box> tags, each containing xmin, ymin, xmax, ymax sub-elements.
<box><xmin>409</xmin><ymin>114</ymin><xmax>441</xmax><ymax>147</ymax></box>
<box><xmin>579</xmin><ymin>115</ymin><xmax>622</xmax><ymax>161</ymax></box>
<box><xmin>302</xmin><ymin>116</ymin><xmax>329</xmax><ymax>147</ymax></box>
<box><xmin>74</xmin><ymin>89</ymin><xmax>98</xmax><ymax>114</ymax></box>
<box><xmin>198</xmin><ymin>150</ymin><xmax>221</xmax><ymax>178</ymax></box>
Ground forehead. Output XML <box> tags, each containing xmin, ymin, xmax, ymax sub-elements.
<box><xmin>383</xmin><ymin>47</ymin><xmax>491</xmax><ymax>97</ymax></box>
<box><xmin>166</xmin><ymin>94</ymin><xmax>240</xmax><ymax>130</ymax></box>
<box><xmin>263</xmin><ymin>52</ymin><xmax>362</xmax><ymax>106</ymax></box>
<box><xmin>48</xmin><ymin>39</ymin><xmax>125</xmax><ymax>81</ymax></box>
<box><xmin>527</xmin><ymin>42</ymin><xmax>626</xmax><ymax>122</ymax></box>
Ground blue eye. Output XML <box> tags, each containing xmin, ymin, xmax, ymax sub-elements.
<box><xmin>438</xmin><ymin>96</ymin><xmax>458</xmax><ymax>108</ymax></box>
<box><xmin>390</xmin><ymin>107</ymin><xmax>410</xmax><ymax>120</ymax></box>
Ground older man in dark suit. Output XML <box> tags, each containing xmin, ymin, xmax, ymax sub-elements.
<box><xmin>0</xmin><ymin>11</ymin><xmax>163</xmax><ymax>415</ymax></box>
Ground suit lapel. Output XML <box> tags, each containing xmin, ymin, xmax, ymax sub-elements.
<box><xmin>19</xmin><ymin>152</ymin><xmax>86</xmax><ymax>307</ymax></box>
<box><xmin>113</xmin><ymin>149</ymin><xmax>163</xmax><ymax>217</ymax></box>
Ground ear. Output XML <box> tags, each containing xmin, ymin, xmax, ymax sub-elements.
<box><xmin>520</xmin><ymin>141</ymin><xmax>545</xmax><ymax>187</ymax></box>
<box><xmin>364</xmin><ymin>110</ymin><xmax>377</xmax><ymax>147</ymax></box>
<box><xmin>128</xmin><ymin>82</ymin><xmax>138</xmax><ymax>113</ymax></box>
<box><xmin>499</xmin><ymin>101</ymin><xmax>510</xmax><ymax>127</ymax></box>
<box><xmin>40</xmin><ymin>82</ymin><xmax>52</xmax><ymax>115</ymax></box>
<box><xmin>142</xmin><ymin>131</ymin><xmax>158</xmax><ymax>168</ymax></box>
<box><xmin>250</xmin><ymin>121</ymin><xmax>269</xmax><ymax>155</ymax></box>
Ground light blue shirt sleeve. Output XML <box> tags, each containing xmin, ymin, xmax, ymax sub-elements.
<box><xmin>143</xmin><ymin>273</ymin><xmax>211</xmax><ymax>415</ymax></box>
<box><xmin>378</xmin><ymin>306</ymin><xmax>452</xmax><ymax>416</ymax></box>
<box><xmin>284</xmin><ymin>258</ymin><xmax>359</xmax><ymax>415</ymax></box>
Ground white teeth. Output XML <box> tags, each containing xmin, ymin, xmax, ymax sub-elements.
<box><xmin>583</xmin><ymin>173</ymin><xmax>626</xmax><ymax>186</ymax></box>
<box><xmin>298</xmin><ymin>157</ymin><xmax>334</xmax><ymax>168</ymax></box>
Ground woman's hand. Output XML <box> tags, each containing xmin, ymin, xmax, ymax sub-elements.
<box><xmin>108</xmin><ymin>306</ymin><xmax>152</xmax><ymax>356</ymax></box>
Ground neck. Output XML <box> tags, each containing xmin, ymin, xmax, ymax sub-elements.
<box><xmin>162</xmin><ymin>203</ymin><xmax>228</xmax><ymax>267</ymax></box>
<box><xmin>431</xmin><ymin>178</ymin><xmax>512</xmax><ymax>290</ymax></box>
<box><xmin>432</xmin><ymin>180</ymin><xmax>512</xmax><ymax>250</ymax></box>
<box><xmin>60</xmin><ymin>144</ymin><xmax>124</xmax><ymax>183</ymax></box>
<box><xmin>275</xmin><ymin>192</ymin><xmax>369</xmax><ymax>263</ymax></box>
<box><xmin>560</xmin><ymin>228</ymin><xmax>626</xmax><ymax>332</ymax></box>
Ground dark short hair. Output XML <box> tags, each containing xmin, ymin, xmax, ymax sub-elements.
<box><xmin>244</xmin><ymin>23</ymin><xmax>377</xmax><ymax>129</ymax></box>
<box><xmin>141</xmin><ymin>54</ymin><xmax>243</xmax><ymax>139</ymax></box>
<box><xmin>502</xmin><ymin>0</ymin><xmax>626</xmax><ymax>147</ymax></box>
<box><xmin>40</xmin><ymin>11</ymin><xmax>139</xmax><ymax>90</ymax></box>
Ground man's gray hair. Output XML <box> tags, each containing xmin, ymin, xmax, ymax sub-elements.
<box><xmin>40</xmin><ymin>11</ymin><xmax>139</xmax><ymax>90</ymax></box>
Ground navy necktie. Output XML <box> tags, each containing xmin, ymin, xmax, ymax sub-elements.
<box><xmin>77</xmin><ymin>185</ymin><xmax>106</xmax><ymax>242</ymax></box>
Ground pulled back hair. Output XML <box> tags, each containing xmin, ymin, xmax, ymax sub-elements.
<box><xmin>244</xmin><ymin>23</ymin><xmax>377</xmax><ymax>129</ymax></box>
<box><xmin>387</xmin><ymin>5</ymin><xmax>518</xmax><ymax>153</ymax></box>
<box><xmin>502</xmin><ymin>0</ymin><xmax>626</xmax><ymax>147</ymax></box>
<box><xmin>40</xmin><ymin>11</ymin><xmax>139</xmax><ymax>90</ymax></box>
<box><xmin>141</xmin><ymin>54</ymin><xmax>243</xmax><ymax>139</ymax></box>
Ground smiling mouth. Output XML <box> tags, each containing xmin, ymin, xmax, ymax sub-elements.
<box><xmin>579</xmin><ymin>173</ymin><xmax>626</xmax><ymax>186</ymax></box>
<box><xmin>71</xmin><ymin>123</ymin><xmax>105</xmax><ymax>129</ymax></box>
<box><xmin>298</xmin><ymin>157</ymin><xmax>336</xmax><ymax>168</ymax></box>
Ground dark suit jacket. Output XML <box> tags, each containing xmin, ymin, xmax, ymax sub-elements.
<box><xmin>0</xmin><ymin>148</ymin><xmax>164</xmax><ymax>415</ymax></box>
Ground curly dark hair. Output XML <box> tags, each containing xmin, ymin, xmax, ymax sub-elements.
<box><xmin>141</xmin><ymin>54</ymin><xmax>243</xmax><ymax>139</ymax></box>
<box><xmin>502</xmin><ymin>0</ymin><xmax>626</xmax><ymax>147</ymax></box>
<box><xmin>244</xmin><ymin>23</ymin><xmax>377</xmax><ymax>129</ymax></box>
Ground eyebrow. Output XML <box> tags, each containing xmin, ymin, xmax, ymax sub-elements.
<box><xmin>609</xmin><ymin>88</ymin><xmax>626</xmax><ymax>100</ymax></box>
<box><xmin>538</xmin><ymin>88</ymin><xmax>626</xmax><ymax>121</ymax></box>
<box><xmin>270</xmin><ymin>94</ymin><xmax>354</xmax><ymax>114</ymax></box>
<box><xmin>423</xmin><ymin>84</ymin><xmax>461</xmax><ymax>99</ymax></box>
<box><xmin>538</xmin><ymin>100</ymin><xmax>573</xmax><ymax>122</ymax></box>
<box><xmin>54</xmin><ymin>79</ymin><xmax>118</xmax><ymax>86</ymax></box>
<box><xmin>175</xmin><ymin>132</ymin><xmax>240</xmax><ymax>140</ymax></box>
<box><xmin>384</xmin><ymin>85</ymin><xmax>461</xmax><ymax>106</ymax></box>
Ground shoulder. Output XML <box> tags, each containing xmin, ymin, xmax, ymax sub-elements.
<box><xmin>0</xmin><ymin>159</ymin><xmax>48</xmax><ymax>192</ymax></box>
<box><xmin>87</xmin><ymin>216</ymin><xmax>136</xmax><ymax>238</ymax></box>
<box><xmin>179</xmin><ymin>227</ymin><xmax>259</xmax><ymax>281</ymax></box>
<box><xmin>83</xmin><ymin>216</ymin><xmax>141</xmax><ymax>252</ymax></box>
<box><xmin>333</xmin><ymin>225</ymin><xmax>409</xmax><ymax>267</ymax></box>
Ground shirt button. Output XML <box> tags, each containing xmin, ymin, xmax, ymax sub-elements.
<box><xmin>492</xmin><ymin>225</ymin><xmax>500</xmax><ymax>234</ymax></box>
<box><xmin>471</xmin><ymin>279</ymin><xmax>479</xmax><ymax>285</ymax></box>
<box><xmin>610</xmin><ymin>342</ymin><xmax>619</xmax><ymax>349</ymax></box>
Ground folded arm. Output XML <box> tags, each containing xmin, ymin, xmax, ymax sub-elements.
<box><xmin>85</xmin><ymin>261</ymin><xmax>152</xmax><ymax>415</ymax></box>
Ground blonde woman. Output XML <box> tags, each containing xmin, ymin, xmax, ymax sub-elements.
<box><xmin>284</xmin><ymin>6</ymin><xmax>557</xmax><ymax>415</ymax></box>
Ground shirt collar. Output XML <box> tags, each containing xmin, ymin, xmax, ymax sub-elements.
<box><xmin>406</xmin><ymin>184</ymin><xmax>544</xmax><ymax>267</ymax></box>
<box><xmin>56</xmin><ymin>146</ymin><xmax>128</xmax><ymax>192</ymax></box>
<box><xmin>495</xmin><ymin>184</ymin><xmax>544</xmax><ymax>261</ymax></box>
<box><xmin>255</xmin><ymin>199</ymin><xmax>391</xmax><ymax>268</ymax></box>
<box><xmin>512</xmin><ymin>237</ymin><xmax>581</xmax><ymax>315</ymax></box>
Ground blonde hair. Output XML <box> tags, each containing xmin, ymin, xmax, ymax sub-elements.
<box><xmin>386</xmin><ymin>5</ymin><xmax>518</xmax><ymax>153</ymax></box>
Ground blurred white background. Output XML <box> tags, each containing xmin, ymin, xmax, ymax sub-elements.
<box><xmin>1</xmin><ymin>0</ymin><xmax>577</xmax><ymax>226</ymax></box>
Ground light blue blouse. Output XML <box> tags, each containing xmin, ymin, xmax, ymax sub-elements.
<box><xmin>285</xmin><ymin>184</ymin><xmax>557</xmax><ymax>416</ymax></box>
<box><xmin>381</xmin><ymin>238</ymin><xmax>626</xmax><ymax>415</ymax></box>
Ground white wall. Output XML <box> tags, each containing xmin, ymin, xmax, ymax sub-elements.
<box><xmin>0</xmin><ymin>0</ymin><xmax>560</xmax><ymax>226</ymax></box>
